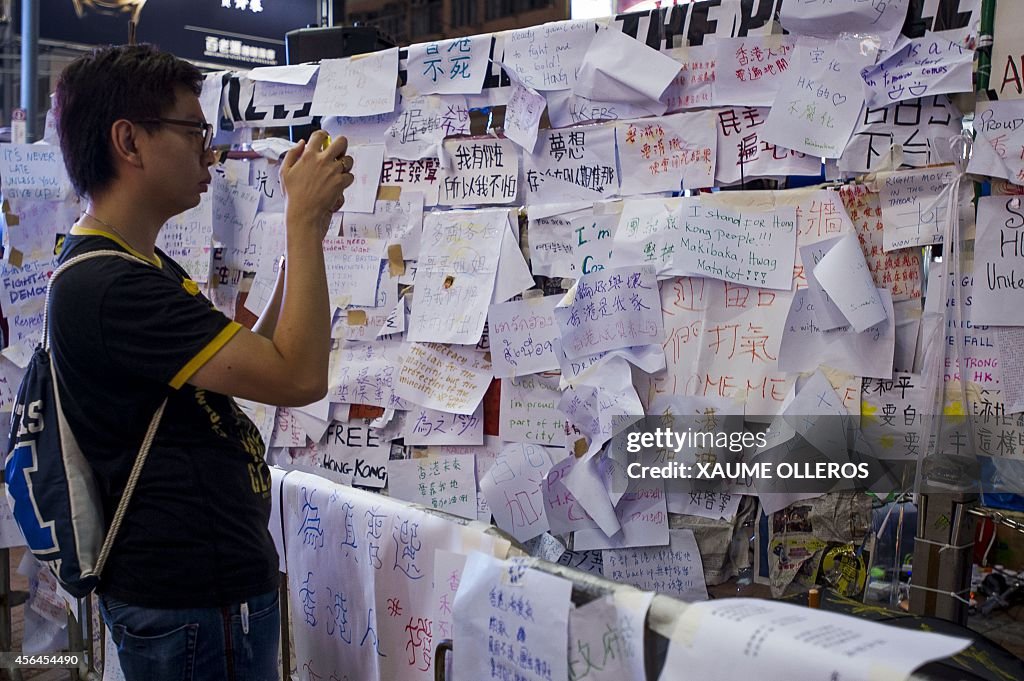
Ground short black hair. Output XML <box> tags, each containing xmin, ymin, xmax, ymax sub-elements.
<box><xmin>53</xmin><ymin>44</ymin><xmax>203</xmax><ymax>198</ymax></box>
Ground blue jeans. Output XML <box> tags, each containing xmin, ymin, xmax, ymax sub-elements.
<box><xmin>98</xmin><ymin>589</ymin><xmax>280</xmax><ymax>681</ymax></box>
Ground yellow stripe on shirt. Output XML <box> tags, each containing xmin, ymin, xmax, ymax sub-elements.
<box><xmin>69</xmin><ymin>225</ymin><xmax>162</xmax><ymax>268</ymax></box>
<box><xmin>169</xmin><ymin>322</ymin><xmax>243</xmax><ymax>389</ymax></box>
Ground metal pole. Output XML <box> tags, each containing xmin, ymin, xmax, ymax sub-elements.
<box><xmin>977</xmin><ymin>0</ymin><xmax>995</xmax><ymax>92</ymax></box>
<box><xmin>2</xmin><ymin>1</ymin><xmax>14</xmax><ymax>128</ymax></box>
<box><xmin>18</xmin><ymin>0</ymin><xmax>36</xmax><ymax>142</ymax></box>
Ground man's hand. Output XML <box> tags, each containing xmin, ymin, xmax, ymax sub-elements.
<box><xmin>280</xmin><ymin>131</ymin><xmax>354</xmax><ymax>231</ymax></box>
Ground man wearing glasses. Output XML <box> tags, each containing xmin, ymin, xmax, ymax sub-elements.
<box><xmin>49</xmin><ymin>44</ymin><xmax>352</xmax><ymax>679</ymax></box>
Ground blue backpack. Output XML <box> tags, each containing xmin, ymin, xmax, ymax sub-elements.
<box><xmin>4</xmin><ymin>250</ymin><xmax>167</xmax><ymax>598</ymax></box>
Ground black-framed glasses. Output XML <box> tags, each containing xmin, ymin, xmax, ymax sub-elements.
<box><xmin>134</xmin><ymin>117</ymin><xmax>215</xmax><ymax>151</ymax></box>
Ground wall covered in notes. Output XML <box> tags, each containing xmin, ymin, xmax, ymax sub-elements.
<box><xmin>0</xmin><ymin>1</ymin><xmax>1008</xmax><ymax>680</ymax></box>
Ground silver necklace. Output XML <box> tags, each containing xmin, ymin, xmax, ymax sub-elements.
<box><xmin>82</xmin><ymin>212</ymin><xmax>141</xmax><ymax>252</ymax></box>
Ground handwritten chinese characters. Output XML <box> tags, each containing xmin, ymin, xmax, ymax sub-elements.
<box><xmin>763</xmin><ymin>37</ymin><xmax>875</xmax><ymax>158</ymax></box>
<box><xmin>408</xmin><ymin>209</ymin><xmax>507</xmax><ymax>344</ymax></box>
<box><xmin>617</xmin><ymin>112</ymin><xmax>716</xmax><ymax>194</ymax></box>
<box><xmin>714</xmin><ymin>36</ymin><xmax>795</xmax><ymax>107</ymax></box>
<box><xmin>839</xmin><ymin>184</ymin><xmax>923</xmax><ymax>301</ymax></box>
<box><xmin>407</xmin><ymin>35</ymin><xmax>490</xmax><ymax>95</ymax></box>
<box><xmin>555</xmin><ymin>266</ymin><xmax>664</xmax><ymax>359</ymax></box>
<box><xmin>453</xmin><ymin>554</ymin><xmax>571</xmax><ymax>681</ymax></box>
<box><xmin>388</xmin><ymin>454</ymin><xmax>477</xmax><ymax>519</ymax></box>
<box><xmin>440</xmin><ymin>138</ymin><xmax>519</xmax><ymax>206</ymax></box>
<box><xmin>602</xmin><ymin>529</ymin><xmax>708</xmax><ymax>601</ymax></box>
<box><xmin>715</xmin><ymin>106</ymin><xmax>820</xmax><ymax>185</ymax></box>
<box><xmin>481</xmin><ymin>443</ymin><xmax>555</xmax><ymax>542</ymax></box>
<box><xmin>525</xmin><ymin>125</ymin><xmax>618</xmax><ymax>203</ymax></box>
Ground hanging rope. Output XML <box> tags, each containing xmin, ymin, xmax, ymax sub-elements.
<box><xmin>913</xmin><ymin>536</ymin><xmax>975</xmax><ymax>553</ymax></box>
<box><xmin>907</xmin><ymin>582</ymin><xmax>973</xmax><ymax>606</ymax></box>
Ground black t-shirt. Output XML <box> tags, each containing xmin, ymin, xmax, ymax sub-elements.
<box><xmin>49</xmin><ymin>226</ymin><xmax>278</xmax><ymax>608</ymax></box>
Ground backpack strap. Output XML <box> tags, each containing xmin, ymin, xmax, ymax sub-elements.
<box><xmin>95</xmin><ymin>395</ymin><xmax>167</xmax><ymax>576</ymax></box>
<box><xmin>43</xmin><ymin>248</ymin><xmax>169</xmax><ymax>579</ymax></box>
<box><xmin>41</xmin><ymin>249</ymin><xmax>154</xmax><ymax>351</ymax></box>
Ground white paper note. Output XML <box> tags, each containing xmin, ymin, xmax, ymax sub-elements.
<box><xmin>499</xmin><ymin>374</ymin><xmax>567</xmax><ymax>447</ymax></box>
<box><xmin>800</xmin><ymin>236</ymin><xmax>850</xmax><ymax>331</ymax></box>
<box><xmin>567</xmin><ymin>590</ymin><xmax>654</xmax><ymax>681</ymax></box>
<box><xmin>199</xmin><ymin>71</ymin><xmax>227</xmax><ymax>135</ymax></box>
<box><xmin>574</xmin><ymin>24</ymin><xmax>680</xmax><ymax>105</ymax></box>
<box><xmin>439</xmin><ymin>137</ymin><xmax>519</xmax><ymax>206</ymax></box>
<box><xmin>861</xmin><ymin>34</ymin><xmax>975</xmax><ymax>107</ymax></box>
<box><xmin>310</xmin><ymin>49</ymin><xmax>399</xmax><ymax>117</ymax></box>
<box><xmin>383</xmin><ymin>95</ymin><xmax>469</xmax><ymax>161</ymax></box>
<box><xmin>782</xmin><ymin>369</ymin><xmax>852</xmax><ymax>460</ymax></box>
<box><xmin>617</xmin><ymin>112</ymin><xmax>717</xmax><ymax>194</ymax></box>
<box><xmin>661</xmin><ymin>598</ymin><xmax>970</xmax><ymax>681</ymax></box>
<box><xmin>489</xmin><ymin>295</ymin><xmax>561</xmax><ymax>378</ymax></box>
<box><xmin>395</xmin><ymin>342</ymin><xmax>492</xmax><ymax>415</ymax></box>
<box><xmin>779</xmin><ymin>288</ymin><xmax>896</xmax><ymax>379</ymax></box>
<box><xmin>407</xmin><ymin>208</ymin><xmax>505</xmax><ymax>344</ymax></box>
<box><xmin>157</xmin><ymin>190</ymin><xmax>213</xmax><ymax>283</ymax></box>
<box><xmin>406</xmin><ymin>35</ymin><xmax>491</xmax><ymax>95</ymax></box>
<box><xmin>713</xmin><ymin>36</ymin><xmax>796</xmax><ymax>107</ymax></box>
<box><xmin>329</xmin><ymin>339</ymin><xmax>409</xmax><ymax>409</ymax></box>
<box><xmin>554</xmin><ymin>265</ymin><xmax>664</xmax><ymax>359</ymax></box>
<box><xmin>317</xmin><ymin>420</ymin><xmax>390</xmax><ymax>487</ymax></box>
<box><xmin>343</xmin><ymin>191</ymin><xmax>424</xmax><ymax>258</ymax></box>
<box><xmin>379</xmin><ymin>157</ymin><xmax>442</xmax><ymax>206</ymax></box>
<box><xmin>763</xmin><ymin>37</ymin><xmax>876</xmax><ymax>158</ymax></box>
<box><xmin>322</xmin><ymin>236</ymin><xmax>384</xmax><ymax>309</ymax></box>
<box><xmin>842</xmin><ymin>95</ymin><xmax>962</xmax><ymax>174</ymax></box>
<box><xmin>602</xmin><ymin>529</ymin><xmax>709</xmax><ymax>601</ymax></box>
<box><xmin>611</xmin><ymin>196</ymin><xmax>697</xmax><ymax>279</ymax></box>
<box><xmin>453</xmin><ymin>554</ymin><xmax>571</xmax><ymax>681</ymax></box>
<box><xmin>525</xmin><ymin>125</ymin><xmax>619</xmax><ymax>204</ymax></box>
<box><xmin>402</xmin><ymin>403</ymin><xmax>484</xmax><ymax>446</ymax></box>
<box><xmin>715</xmin><ymin>106</ymin><xmax>821</xmax><ymax>185</ymax></box>
<box><xmin>543</xmin><ymin>456</ymin><xmax>599</xmax><ymax>534</ymax></box>
<box><xmin>814</xmin><ymin>233</ymin><xmax>888</xmax><ymax>332</ymax></box>
<box><xmin>968</xmin><ymin>99</ymin><xmax>1024</xmax><ymax>185</ymax></box>
<box><xmin>388</xmin><ymin>454</ymin><xmax>477</xmax><ymax>519</ymax></box>
<box><xmin>0</xmin><ymin>144</ymin><xmax>73</xmax><ymax>209</ymax></box>
<box><xmin>248</xmin><ymin>64</ymin><xmax>318</xmax><ymax>85</ymax></box>
<box><xmin>972</xmin><ymin>195</ymin><xmax>1024</xmax><ymax>325</ymax></box>
<box><xmin>480</xmin><ymin>443</ymin><xmax>555</xmax><ymax>542</ymax></box>
<box><xmin>322</xmin><ymin>110</ymin><xmax>400</xmax><ymax>146</ymax></box>
<box><xmin>503</xmin><ymin>19</ymin><xmax>596</xmax><ymax>91</ymax></box>
<box><xmin>503</xmin><ymin>68</ymin><xmax>546</xmax><ymax>154</ymax></box>
<box><xmin>878</xmin><ymin>165</ymin><xmax>958</xmax><ymax>250</ymax></box>
<box><xmin>558</xmin><ymin>355</ymin><xmax>645</xmax><ymax>450</ymax></box>
<box><xmin>780</xmin><ymin>0</ymin><xmax>909</xmax><ymax>50</ymax></box>
<box><xmin>340</xmin><ymin>144</ymin><xmax>385</xmax><ymax>214</ymax></box>
<box><xmin>546</xmin><ymin>89</ymin><xmax>665</xmax><ymax>128</ymax></box>
<box><xmin>574</xmin><ymin>481</ymin><xmax>670</xmax><ymax>551</ymax></box>
<box><xmin>676</xmin><ymin>200</ymin><xmax>797</xmax><ymax>290</ymax></box>
<box><xmin>662</xmin><ymin>45</ymin><xmax>717</xmax><ymax>112</ymax></box>
<box><xmin>491</xmin><ymin>216</ymin><xmax>535</xmax><ymax>304</ymax></box>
